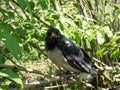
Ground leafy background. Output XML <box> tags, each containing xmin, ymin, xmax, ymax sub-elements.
<box><xmin>0</xmin><ymin>0</ymin><xmax>120</xmax><ymax>90</ymax></box>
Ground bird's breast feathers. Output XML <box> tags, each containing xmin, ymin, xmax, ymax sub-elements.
<box><xmin>46</xmin><ymin>47</ymin><xmax>79</xmax><ymax>72</ymax></box>
<box><xmin>46</xmin><ymin>47</ymin><xmax>93</xmax><ymax>80</ymax></box>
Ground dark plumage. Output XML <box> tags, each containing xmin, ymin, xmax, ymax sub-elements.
<box><xmin>45</xmin><ymin>28</ymin><xmax>97</xmax><ymax>80</ymax></box>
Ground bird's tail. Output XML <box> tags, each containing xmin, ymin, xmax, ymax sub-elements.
<box><xmin>80</xmin><ymin>60</ymin><xmax>97</xmax><ymax>77</ymax></box>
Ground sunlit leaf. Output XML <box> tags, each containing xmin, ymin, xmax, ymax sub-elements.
<box><xmin>101</xmin><ymin>26</ymin><xmax>113</xmax><ymax>38</ymax></box>
<box><xmin>0</xmin><ymin>69</ymin><xmax>23</xmax><ymax>89</ymax></box>
<box><xmin>96</xmin><ymin>48</ymin><xmax>105</xmax><ymax>55</ymax></box>
<box><xmin>118</xmin><ymin>14</ymin><xmax>120</xmax><ymax>19</ymax></box>
<box><xmin>0</xmin><ymin>23</ymin><xmax>13</xmax><ymax>32</ymax></box>
<box><xmin>0</xmin><ymin>8</ymin><xmax>14</xmax><ymax>18</ymax></box>
<box><xmin>111</xmin><ymin>4</ymin><xmax>120</xmax><ymax>10</ymax></box>
<box><xmin>111</xmin><ymin>48</ymin><xmax>120</xmax><ymax>58</ymax></box>
<box><xmin>0</xmin><ymin>30</ymin><xmax>22</xmax><ymax>60</ymax></box>
<box><xmin>0</xmin><ymin>81</ymin><xmax>11</xmax><ymax>90</ymax></box>
<box><xmin>17</xmin><ymin>0</ymin><xmax>27</xmax><ymax>10</ymax></box>
<box><xmin>15</xmin><ymin>27</ymin><xmax>27</xmax><ymax>36</ymax></box>
<box><xmin>28</xmin><ymin>1</ymin><xmax>35</xmax><ymax>10</ymax></box>
<box><xmin>97</xmin><ymin>31</ymin><xmax>105</xmax><ymax>44</ymax></box>
<box><xmin>39</xmin><ymin>0</ymin><xmax>48</xmax><ymax>10</ymax></box>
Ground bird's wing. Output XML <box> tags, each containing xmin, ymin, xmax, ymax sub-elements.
<box><xmin>58</xmin><ymin>36</ymin><xmax>96</xmax><ymax>75</ymax></box>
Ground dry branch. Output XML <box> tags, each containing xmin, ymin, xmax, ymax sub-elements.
<box><xmin>44</xmin><ymin>84</ymin><xmax>68</xmax><ymax>89</ymax></box>
<box><xmin>92</xmin><ymin>57</ymin><xmax>120</xmax><ymax>71</ymax></box>
<box><xmin>23</xmin><ymin>73</ymin><xmax>77</xmax><ymax>90</ymax></box>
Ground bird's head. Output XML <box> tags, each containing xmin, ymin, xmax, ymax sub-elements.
<box><xmin>45</xmin><ymin>28</ymin><xmax>61</xmax><ymax>50</ymax></box>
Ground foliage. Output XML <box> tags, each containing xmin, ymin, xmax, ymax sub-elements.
<box><xmin>0</xmin><ymin>0</ymin><xmax>120</xmax><ymax>90</ymax></box>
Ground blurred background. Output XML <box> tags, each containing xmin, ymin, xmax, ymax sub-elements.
<box><xmin>0</xmin><ymin>0</ymin><xmax>120</xmax><ymax>90</ymax></box>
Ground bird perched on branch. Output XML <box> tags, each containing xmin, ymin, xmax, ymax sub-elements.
<box><xmin>45</xmin><ymin>28</ymin><xmax>97</xmax><ymax>80</ymax></box>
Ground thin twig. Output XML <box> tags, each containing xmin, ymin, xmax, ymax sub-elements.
<box><xmin>92</xmin><ymin>57</ymin><xmax>107</xmax><ymax>66</ymax></box>
<box><xmin>44</xmin><ymin>84</ymin><xmax>68</xmax><ymax>89</ymax></box>
<box><xmin>24</xmin><ymin>73</ymin><xmax>77</xmax><ymax>90</ymax></box>
<box><xmin>92</xmin><ymin>57</ymin><xmax>120</xmax><ymax>71</ymax></box>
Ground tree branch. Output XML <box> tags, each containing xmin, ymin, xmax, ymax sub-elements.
<box><xmin>23</xmin><ymin>73</ymin><xmax>77</xmax><ymax>90</ymax></box>
<box><xmin>92</xmin><ymin>57</ymin><xmax>120</xmax><ymax>71</ymax></box>
<box><xmin>10</xmin><ymin>0</ymin><xmax>30</xmax><ymax>19</ymax></box>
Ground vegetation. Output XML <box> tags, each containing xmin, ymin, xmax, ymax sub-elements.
<box><xmin>0</xmin><ymin>0</ymin><xmax>120</xmax><ymax>90</ymax></box>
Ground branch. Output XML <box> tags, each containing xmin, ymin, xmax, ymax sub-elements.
<box><xmin>44</xmin><ymin>84</ymin><xmax>68</xmax><ymax>89</ymax></box>
<box><xmin>0</xmin><ymin>64</ymin><xmax>48</xmax><ymax>76</ymax></box>
<box><xmin>9</xmin><ymin>71</ymin><xmax>114</xmax><ymax>90</ymax></box>
<box><xmin>92</xmin><ymin>57</ymin><xmax>120</xmax><ymax>71</ymax></box>
<box><xmin>23</xmin><ymin>73</ymin><xmax>79</xmax><ymax>90</ymax></box>
<box><xmin>92</xmin><ymin>57</ymin><xmax>106</xmax><ymax>66</ymax></box>
<box><xmin>11</xmin><ymin>0</ymin><xmax>30</xmax><ymax>19</ymax></box>
<box><xmin>8</xmin><ymin>73</ymin><xmax>95</xmax><ymax>90</ymax></box>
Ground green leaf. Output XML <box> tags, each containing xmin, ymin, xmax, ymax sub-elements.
<box><xmin>28</xmin><ymin>1</ymin><xmax>35</xmax><ymax>10</ymax></box>
<box><xmin>0</xmin><ymin>69</ymin><xmax>23</xmax><ymax>89</ymax></box>
<box><xmin>0</xmin><ymin>8</ymin><xmax>14</xmax><ymax>18</ymax></box>
<box><xmin>0</xmin><ymin>85</ymin><xmax>9</xmax><ymax>90</ymax></box>
<box><xmin>15</xmin><ymin>27</ymin><xmax>27</xmax><ymax>36</ymax></box>
<box><xmin>39</xmin><ymin>0</ymin><xmax>48</xmax><ymax>10</ymax></box>
<box><xmin>0</xmin><ymin>56</ymin><xmax>5</xmax><ymax>64</ymax></box>
<box><xmin>17</xmin><ymin>0</ymin><xmax>27</xmax><ymax>10</ymax></box>
<box><xmin>101</xmin><ymin>26</ymin><xmax>113</xmax><ymax>38</ymax></box>
<box><xmin>111</xmin><ymin>48</ymin><xmax>120</xmax><ymax>58</ymax></box>
<box><xmin>0</xmin><ymin>23</ymin><xmax>13</xmax><ymax>32</ymax></box>
<box><xmin>0</xmin><ymin>81</ymin><xmax>11</xmax><ymax>90</ymax></box>
<box><xmin>23</xmin><ymin>44</ymin><xmax>30</xmax><ymax>53</ymax></box>
<box><xmin>96</xmin><ymin>48</ymin><xmax>105</xmax><ymax>55</ymax></box>
<box><xmin>0</xmin><ymin>30</ymin><xmax>22</xmax><ymax>60</ymax></box>
<box><xmin>111</xmin><ymin>4</ymin><xmax>120</xmax><ymax>10</ymax></box>
<box><xmin>57</xmin><ymin>20</ymin><xmax>64</xmax><ymax>31</ymax></box>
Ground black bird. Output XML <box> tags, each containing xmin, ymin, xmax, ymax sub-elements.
<box><xmin>45</xmin><ymin>28</ymin><xmax>97</xmax><ymax>80</ymax></box>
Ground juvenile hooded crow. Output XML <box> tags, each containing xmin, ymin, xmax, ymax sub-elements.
<box><xmin>45</xmin><ymin>28</ymin><xmax>97</xmax><ymax>80</ymax></box>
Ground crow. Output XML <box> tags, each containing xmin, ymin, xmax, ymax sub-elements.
<box><xmin>45</xmin><ymin>28</ymin><xmax>97</xmax><ymax>80</ymax></box>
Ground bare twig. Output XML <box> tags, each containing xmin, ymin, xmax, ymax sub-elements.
<box><xmin>8</xmin><ymin>73</ymin><xmax>95</xmax><ymax>90</ymax></box>
<box><xmin>44</xmin><ymin>81</ymin><xmax>94</xmax><ymax>89</ymax></box>
<box><xmin>44</xmin><ymin>84</ymin><xmax>68</xmax><ymax>89</ymax></box>
<box><xmin>24</xmin><ymin>73</ymin><xmax>77</xmax><ymax>90</ymax></box>
<box><xmin>92</xmin><ymin>57</ymin><xmax>120</xmax><ymax>71</ymax></box>
<box><xmin>23</xmin><ymin>73</ymin><xmax>95</xmax><ymax>90</ymax></box>
<box><xmin>3</xmin><ymin>54</ymin><xmax>18</xmax><ymax>66</ymax></box>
